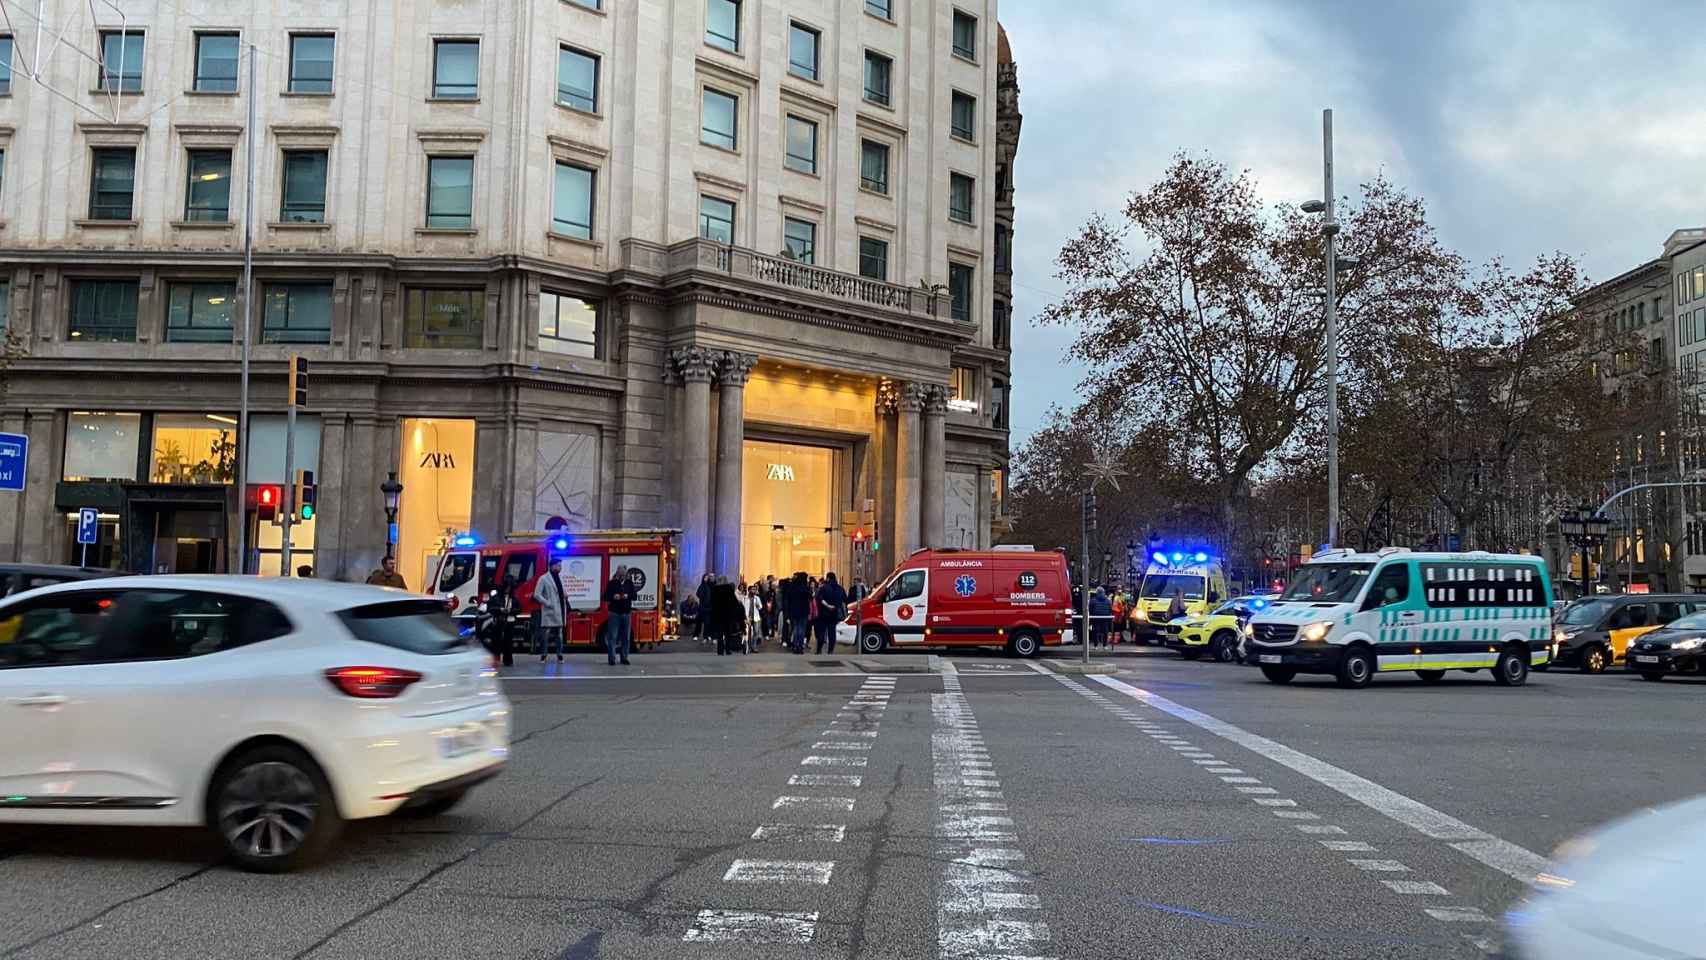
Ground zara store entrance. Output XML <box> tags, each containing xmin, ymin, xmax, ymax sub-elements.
<box><xmin>739</xmin><ymin>438</ymin><xmax>844</xmax><ymax>581</ymax></box>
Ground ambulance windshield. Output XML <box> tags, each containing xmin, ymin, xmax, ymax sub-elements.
<box><xmin>1280</xmin><ymin>563</ymin><xmax>1372</xmax><ymax>603</ymax></box>
<box><xmin>1141</xmin><ymin>574</ymin><xmax>1205</xmax><ymax>599</ymax></box>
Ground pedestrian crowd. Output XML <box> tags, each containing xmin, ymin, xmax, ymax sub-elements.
<box><xmin>682</xmin><ymin>570</ymin><xmax>865</xmax><ymax>655</ymax></box>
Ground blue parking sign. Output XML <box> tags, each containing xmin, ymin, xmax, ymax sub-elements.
<box><xmin>0</xmin><ymin>432</ymin><xmax>27</xmax><ymax>491</ymax></box>
<box><xmin>78</xmin><ymin>508</ymin><xmax>98</xmax><ymax>545</ymax></box>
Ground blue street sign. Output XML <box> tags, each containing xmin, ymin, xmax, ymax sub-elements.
<box><xmin>0</xmin><ymin>432</ymin><xmax>27</xmax><ymax>491</ymax></box>
<box><xmin>77</xmin><ymin>508</ymin><xmax>98</xmax><ymax>545</ymax></box>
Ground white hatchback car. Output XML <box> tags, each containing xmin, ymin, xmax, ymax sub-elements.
<box><xmin>0</xmin><ymin>575</ymin><xmax>509</xmax><ymax>872</ymax></box>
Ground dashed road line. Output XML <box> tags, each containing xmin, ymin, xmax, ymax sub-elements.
<box><xmin>683</xmin><ymin>910</ymin><xmax>818</xmax><ymax>944</ymax></box>
<box><xmin>752</xmin><ymin>823</ymin><xmax>847</xmax><ymax>843</ymax></box>
<box><xmin>723</xmin><ymin>859</ymin><xmax>836</xmax><ymax>884</ymax></box>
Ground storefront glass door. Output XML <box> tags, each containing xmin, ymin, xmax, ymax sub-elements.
<box><xmin>740</xmin><ymin>439</ymin><xmax>838</xmax><ymax>581</ymax></box>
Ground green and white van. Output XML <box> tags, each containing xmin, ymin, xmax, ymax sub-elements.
<box><xmin>1242</xmin><ymin>548</ymin><xmax>1553</xmax><ymax>688</ymax></box>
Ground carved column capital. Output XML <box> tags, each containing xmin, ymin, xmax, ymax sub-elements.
<box><xmin>876</xmin><ymin>379</ymin><xmax>899</xmax><ymax>416</ymax></box>
<box><xmin>670</xmin><ymin>345</ymin><xmax>718</xmax><ymax>384</ymax></box>
<box><xmin>717</xmin><ymin>350</ymin><xmax>758</xmax><ymax>387</ymax></box>
<box><xmin>922</xmin><ymin>384</ymin><xmax>950</xmax><ymax>416</ymax></box>
<box><xmin>895</xmin><ymin>381</ymin><xmax>927</xmax><ymax>413</ymax></box>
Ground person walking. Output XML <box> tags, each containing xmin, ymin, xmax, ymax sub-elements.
<box><xmin>711</xmin><ymin>576</ymin><xmax>743</xmax><ymax>655</ymax></box>
<box><xmin>783</xmin><ymin>572</ymin><xmax>812</xmax><ymax>654</ymax></box>
<box><xmin>695</xmin><ymin>573</ymin><xmax>715</xmax><ymax>645</ymax></box>
<box><xmin>814</xmin><ymin>572</ymin><xmax>848</xmax><ymax>655</ymax></box>
<box><xmin>604</xmin><ymin>566</ymin><xmax>634</xmax><ymax>665</ymax></box>
<box><xmin>746</xmin><ymin>581</ymin><xmax>764</xmax><ymax>650</ymax></box>
<box><xmin>366</xmin><ymin>556</ymin><xmax>408</xmax><ymax>590</ymax></box>
<box><xmin>1089</xmin><ymin>586</ymin><xmax>1113</xmax><ymax>649</ymax></box>
<box><xmin>534</xmin><ymin>557</ymin><xmax>571</xmax><ymax>661</ymax></box>
<box><xmin>489</xmin><ymin>575</ymin><xmax>520</xmax><ymax>667</ymax></box>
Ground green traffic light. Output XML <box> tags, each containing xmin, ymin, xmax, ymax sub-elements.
<box><xmin>301</xmin><ymin>504</ymin><xmax>315</xmax><ymax>520</ymax></box>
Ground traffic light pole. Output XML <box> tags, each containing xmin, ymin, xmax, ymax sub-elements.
<box><xmin>281</xmin><ymin>403</ymin><xmax>295</xmax><ymax>574</ymax></box>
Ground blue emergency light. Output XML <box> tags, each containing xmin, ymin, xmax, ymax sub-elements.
<box><xmin>1152</xmin><ymin>551</ymin><xmax>1169</xmax><ymax>566</ymax></box>
<box><xmin>453</xmin><ymin>535</ymin><xmax>478</xmax><ymax>547</ymax></box>
<box><xmin>1194</xmin><ymin>551</ymin><xmax>1208</xmax><ymax>563</ymax></box>
<box><xmin>1251</xmin><ymin>598</ymin><xmax>1268</xmax><ymax>609</ymax></box>
<box><xmin>552</xmin><ymin>537</ymin><xmax>570</xmax><ymax>551</ymax></box>
<box><xmin>1171</xmin><ymin>552</ymin><xmax>1183</xmax><ymax>563</ymax></box>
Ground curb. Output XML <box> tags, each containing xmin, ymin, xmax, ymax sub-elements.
<box><xmin>848</xmin><ymin>656</ymin><xmax>940</xmax><ymax>674</ymax></box>
<box><xmin>1042</xmin><ymin>660</ymin><xmax>1120</xmax><ymax>675</ymax></box>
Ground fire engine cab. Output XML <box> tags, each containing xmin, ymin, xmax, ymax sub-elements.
<box><xmin>839</xmin><ymin>547</ymin><xmax>1074</xmax><ymax>657</ymax></box>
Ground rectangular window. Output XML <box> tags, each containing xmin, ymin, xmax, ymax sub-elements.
<box><xmin>281</xmin><ymin>150</ymin><xmax>328</xmax><ymax>223</ymax></box>
<box><xmin>707</xmin><ymin>0</ymin><xmax>740</xmax><ymax>52</ymax></box>
<box><xmin>948</xmin><ymin>262</ymin><xmax>974</xmax><ymax>323</ymax></box>
<box><xmin>288</xmin><ymin>34</ymin><xmax>334</xmax><ymax>93</ymax></box>
<box><xmin>951</xmin><ymin>10</ymin><xmax>977</xmax><ymax>60</ymax></box>
<box><xmin>785</xmin><ymin>115</ymin><xmax>817</xmax><ymax>175</ymax></box>
<box><xmin>262</xmin><ymin>282</ymin><xmax>333</xmax><ymax>344</ymax></box>
<box><xmin>566</xmin><ymin>0</ymin><xmax>600</xmax><ymax>7</ymax></box>
<box><xmin>1418</xmin><ymin>563</ymin><xmax>1548</xmax><ymax>608</ymax></box>
<box><xmin>89</xmin><ymin>147</ymin><xmax>135</xmax><ymax>220</ymax></box>
<box><xmin>783</xmin><ymin>217</ymin><xmax>816</xmax><ymax>264</ymax></box>
<box><xmin>539</xmin><ymin>291</ymin><xmax>599</xmax><ymax>358</ymax></box>
<box><xmin>0</xmin><ymin>36</ymin><xmax>12</xmax><ymax>95</ymax></box>
<box><xmin>951</xmin><ymin>91</ymin><xmax>977</xmax><ymax>141</ymax></box>
<box><xmin>866</xmin><ymin>0</ymin><xmax>892</xmax><ymax>19</ymax></box>
<box><xmin>951</xmin><ymin>365</ymin><xmax>978</xmax><ymax>405</ymax></box>
<box><xmin>165</xmin><ymin>282</ymin><xmax>236</xmax><ymax>343</ymax></box>
<box><xmin>1637</xmin><ymin>301</ymin><xmax>1646</xmax><ymax>326</ymax></box>
<box><xmin>185</xmin><ymin>149</ymin><xmax>232</xmax><ymax>222</ymax></box>
<box><xmin>701</xmin><ymin>88</ymin><xmax>738</xmax><ymax>150</ymax></box>
<box><xmin>425</xmin><ymin>156</ymin><xmax>474</xmax><ymax>229</ymax></box>
<box><xmin>99</xmin><ymin>31</ymin><xmax>144</xmax><ymax>92</ymax></box>
<box><xmin>63</xmin><ymin>412</ymin><xmax>141</xmax><ymax>482</ymax></box>
<box><xmin>69</xmin><ymin>279</ymin><xmax>140</xmax><ymax>342</ymax></box>
<box><xmin>0</xmin><ymin>279</ymin><xmax>8</xmax><ymax>331</ymax></box>
<box><xmin>863</xmin><ymin>50</ymin><xmax>892</xmax><ymax>106</ymax></box>
<box><xmin>432</xmin><ymin>39</ymin><xmax>479</xmax><ymax>99</ymax></box>
<box><xmin>552</xmin><ymin>162</ymin><xmax>594</xmax><ymax>239</ymax></box>
<box><xmin>788</xmin><ymin>22</ymin><xmax>819</xmax><ymax>81</ymax></box>
<box><xmin>1696</xmin><ymin>266</ymin><xmax>1705</xmax><ymax>300</ymax></box>
<box><xmin>858</xmin><ymin>237</ymin><xmax>888</xmax><ymax>281</ymax></box>
<box><xmin>557</xmin><ymin>46</ymin><xmax>598</xmax><ymax>112</ymax></box>
<box><xmin>699</xmin><ymin>195</ymin><xmax>735</xmax><ymax>243</ymax></box>
<box><xmin>404</xmin><ymin>288</ymin><xmax>484</xmax><ymax>349</ymax></box>
<box><xmin>949</xmin><ymin>172</ymin><xmax>975</xmax><ymax>223</ymax></box>
<box><xmin>860</xmin><ymin>139</ymin><xmax>889</xmax><ymax>193</ymax></box>
<box><xmin>1651</xmin><ymin>338</ymin><xmax>1663</xmax><ymax>369</ymax></box>
<box><xmin>193</xmin><ymin>33</ymin><xmax>239</xmax><ymax>92</ymax></box>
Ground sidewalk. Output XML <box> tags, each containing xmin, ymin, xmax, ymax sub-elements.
<box><xmin>495</xmin><ymin>639</ymin><xmax>938</xmax><ymax>678</ymax></box>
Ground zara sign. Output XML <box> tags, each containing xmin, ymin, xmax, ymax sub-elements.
<box><xmin>766</xmin><ymin>463</ymin><xmax>796</xmax><ymax>482</ymax></box>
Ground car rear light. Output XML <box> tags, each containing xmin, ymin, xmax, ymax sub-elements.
<box><xmin>325</xmin><ymin>666</ymin><xmax>424</xmax><ymax>699</ymax></box>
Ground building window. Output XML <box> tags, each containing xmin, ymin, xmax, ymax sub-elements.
<box><xmin>995</xmin><ymin>224</ymin><xmax>1009</xmax><ymax>273</ymax></box>
<box><xmin>1637</xmin><ymin>301</ymin><xmax>1646</xmax><ymax>326</ymax></box>
<box><xmin>566</xmin><ymin>0</ymin><xmax>600</xmax><ymax>8</ymax></box>
<box><xmin>950</xmin><ymin>365</ymin><xmax>978</xmax><ymax>407</ymax></box>
<box><xmin>553</xmin><ymin>161</ymin><xmax>594</xmax><ymax>239</ymax></box>
<box><xmin>951</xmin><ymin>10</ymin><xmax>977</xmax><ymax>60</ymax></box>
<box><xmin>425</xmin><ymin>156</ymin><xmax>474</xmax><ymax>229</ymax></box>
<box><xmin>866</xmin><ymin>0</ymin><xmax>892</xmax><ymax>19</ymax></box>
<box><xmin>1696</xmin><ymin>266</ymin><xmax>1704</xmax><ymax>300</ymax></box>
<box><xmin>288</xmin><ymin>34</ymin><xmax>334</xmax><ymax>93</ymax></box>
<box><xmin>859</xmin><ymin>237</ymin><xmax>888</xmax><ymax>281</ymax></box>
<box><xmin>165</xmin><ymin>282</ymin><xmax>236</xmax><ymax>343</ymax></box>
<box><xmin>63</xmin><ymin>412</ymin><xmax>142</xmax><ymax>482</ymax></box>
<box><xmin>557</xmin><ymin>46</ymin><xmax>598</xmax><ymax>112</ymax></box>
<box><xmin>89</xmin><ymin>147</ymin><xmax>136</xmax><ymax>220</ymax></box>
<box><xmin>701</xmin><ymin>88</ymin><xmax>738</xmax><ymax>150</ymax></box>
<box><xmin>783</xmin><ymin>217</ymin><xmax>816</xmax><ymax>264</ymax></box>
<box><xmin>192</xmin><ymin>33</ymin><xmax>238</xmax><ymax>92</ymax></box>
<box><xmin>263</xmin><ymin>283</ymin><xmax>333</xmax><ymax>344</ymax></box>
<box><xmin>432</xmin><ymin>39</ymin><xmax>479</xmax><ymax>99</ymax></box>
<box><xmin>951</xmin><ymin>91</ymin><xmax>976</xmax><ymax>141</ymax></box>
<box><xmin>99</xmin><ymin>31</ymin><xmax>144</xmax><ymax>92</ymax></box>
<box><xmin>70</xmin><ymin>279</ymin><xmax>140</xmax><ymax>342</ymax></box>
<box><xmin>539</xmin><ymin>291</ymin><xmax>599</xmax><ymax>358</ymax></box>
<box><xmin>949</xmin><ymin>172</ymin><xmax>975</xmax><ymax>223</ymax></box>
<box><xmin>993</xmin><ymin>379</ymin><xmax>1009</xmax><ymax>428</ymax></box>
<box><xmin>699</xmin><ymin>195</ymin><xmax>735</xmax><ymax>243</ymax></box>
<box><xmin>993</xmin><ymin>297</ymin><xmax>1009</xmax><ymax>349</ymax></box>
<box><xmin>860</xmin><ymin>139</ymin><xmax>889</xmax><ymax>193</ymax></box>
<box><xmin>0</xmin><ymin>36</ymin><xmax>12</xmax><ymax>95</ymax></box>
<box><xmin>788</xmin><ymin>22</ymin><xmax>819</xmax><ymax>81</ymax></box>
<box><xmin>150</xmin><ymin>414</ymin><xmax>238</xmax><ymax>485</ymax></box>
<box><xmin>996</xmin><ymin>162</ymin><xmax>1007</xmax><ymax>197</ymax></box>
<box><xmin>0</xmin><ymin>279</ymin><xmax>8</xmax><ymax>330</ymax></box>
<box><xmin>948</xmin><ymin>262</ymin><xmax>974</xmax><ymax>323</ymax></box>
<box><xmin>1652</xmin><ymin>338</ymin><xmax>1663</xmax><ymax>369</ymax></box>
<box><xmin>403</xmin><ymin>288</ymin><xmax>484</xmax><ymax>349</ymax></box>
<box><xmin>706</xmin><ymin>0</ymin><xmax>740</xmax><ymax>52</ymax></box>
<box><xmin>185</xmin><ymin>149</ymin><xmax>232</xmax><ymax>222</ymax></box>
<box><xmin>863</xmin><ymin>50</ymin><xmax>892</xmax><ymax>106</ymax></box>
<box><xmin>281</xmin><ymin>150</ymin><xmax>328</xmax><ymax>223</ymax></box>
<box><xmin>785</xmin><ymin>115</ymin><xmax>817</xmax><ymax>175</ymax></box>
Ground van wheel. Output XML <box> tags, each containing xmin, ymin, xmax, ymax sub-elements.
<box><xmin>1415</xmin><ymin>670</ymin><xmax>1446</xmax><ymax>683</ymax></box>
<box><xmin>859</xmin><ymin>628</ymin><xmax>888</xmax><ymax>655</ymax></box>
<box><xmin>1335</xmin><ymin>646</ymin><xmax>1375</xmax><ymax>689</ymax></box>
<box><xmin>1493</xmin><ymin>646</ymin><xmax>1529</xmax><ymax>686</ymax></box>
<box><xmin>1260</xmin><ymin>666</ymin><xmax>1296</xmax><ymax>684</ymax></box>
<box><xmin>1581</xmin><ymin>645</ymin><xmax>1608</xmax><ymax>674</ymax></box>
<box><xmin>1010</xmin><ymin>630</ymin><xmax>1040</xmax><ymax>658</ymax></box>
<box><xmin>209</xmin><ymin>743</ymin><xmax>341</xmax><ymax>873</ymax></box>
<box><xmin>1210</xmin><ymin>631</ymin><xmax>1238</xmax><ymax>663</ymax></box>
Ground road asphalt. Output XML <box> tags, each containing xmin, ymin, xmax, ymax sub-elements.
<box><xmin>3</xmin><ymin>645</ymin><xmax>1701</xmax><ymax>959</ymax></box>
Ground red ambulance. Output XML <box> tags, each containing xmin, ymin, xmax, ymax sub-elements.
<box><xmin>838</xmin><ymin>547</ymin><xmax>1074</xmax><ymax>657</ymax></box>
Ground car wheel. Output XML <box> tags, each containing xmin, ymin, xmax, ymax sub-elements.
<box><xmin>1637</xmin><ymin>671</ymin><xmax>1665</xmax><ymax>682</ymax></box>
<box><xmin>1415</xmin><ymin>669</ymin><xmax>1446</xmax><ymax>683</ymax></box>
<box><xmin>395</xmin><ymin>788</ymin><xmax>469</xmax><ymax>818</ymax></box>
<box><xmin>859</xmin><ymin>628</ymin><xmax>887</xmax><ymax>655</ymax></box>
<box><xmin>1493</xmin><ymin>646</ymin><xmax>1529</xmax><ymax>687</ymax></box>
<box><xmin>1581</xmin><ymin>645</ymin><xmax>1608</xmax><ymax>674</ymax></box>
<box><xmin>1210</xmin><ymin>631</ymin><xmax>1238</xmax><ymax>663</ymax></box>
<box><xmin>1010</xmin><ymin>630</ymin><xmax>1040</xmax><ymax>658</ymax></box>
<box><xmin>210</xmin><ymin>744</ymin><xmax>342</xmax><ymax>873</ymax></box>
<box><xmin>1335</xmin><ymin>646</ymin><xmax>1375</xmax><ymax>689</ymax></box>
<box><xmin>1260</xmin><ymin>665</ymin><xmax>1296</xmax><ymax>684</ymax></box>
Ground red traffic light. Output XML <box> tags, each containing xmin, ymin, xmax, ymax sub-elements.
<box><xmin>852</xmin><ymin>528</ymin><xmax>865</xmax><ymax>542</ymax></box>
<box><xmin>258</xmin><ymin>485</ymin><xmax>281</xmax><ymax>523</ymax></box>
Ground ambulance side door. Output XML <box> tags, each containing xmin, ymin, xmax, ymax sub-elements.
<box><xmin>883</xmin><ymin>569</ymin><xmax>929</xmax><ymax>644</ymax></box>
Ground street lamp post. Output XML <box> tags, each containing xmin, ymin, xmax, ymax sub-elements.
<box><xmin>1558</xmin><ymin>507</ymin><xmax>1610</xmax><ymax>599</ymax></box>
<box><xmin>1299</xmin><ymin>108</ymin><xmax>1354</xmax><ymax>550</ymax></box>
<box><xmin>381</xmin><ymin>472</ymin><xmax>404</xmax><ymax>561</ymax></box>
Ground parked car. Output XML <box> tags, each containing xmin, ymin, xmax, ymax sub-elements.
<box><xmin>0</xmin><ymin>562</ymin><xmax>121</xmax><ymax>598</ymax></box>
<box><xmin>0</xmin><ymin>576</ymin><xmax>509</xmax><ymax>872</ymax></box>
<box><xmin>1550</xmin><ymin>594</ymin><xmax>1706</xmax><ymax>673</ymax></box>
<box><xmin>1626</xmin><ymin>608</ymin><xmax>1706</xmax><ymax>681</ymax></box>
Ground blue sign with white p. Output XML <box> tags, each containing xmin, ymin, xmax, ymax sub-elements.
<box><xmin>77</xmin><ymin>508</ymin><xmax>98</xmax><ymax>545</ymax></box>
<box><xmin>0</xmin><ymin>432</ymin><xmax>27</xmax><ymax>492</ymax></box>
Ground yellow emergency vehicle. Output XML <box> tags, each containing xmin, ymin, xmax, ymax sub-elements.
<box><xmin>1129</xmin><ymin>550</ymin><xmax>1229</xmax><ymax>644</ymax></box>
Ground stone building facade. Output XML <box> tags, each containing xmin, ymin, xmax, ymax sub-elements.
<box><xmin>0</xmin><ymin>0</ymin><xmax>1018</xmax><ymax>587</ymax></box>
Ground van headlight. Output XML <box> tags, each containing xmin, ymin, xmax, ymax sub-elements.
<box><xmin>1301</xmin><ymin>622</ymin><xmax>1331</xmax><ymax>642</ymax></box>
<box><xmin>1133</xmin><ymin>609</ymin><xmax>1148</xmax><ymax>622</ymax></box>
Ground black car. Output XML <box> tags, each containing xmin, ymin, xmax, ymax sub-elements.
<box><xmin>1627</xmin><ymin>609</ymin><xmax>1706</xmax><ymax>681</ymax></box>
<box><xmin>0</xmin><ymin>562</ymin><xmax>120</xmax><ymax>598</ymax></box>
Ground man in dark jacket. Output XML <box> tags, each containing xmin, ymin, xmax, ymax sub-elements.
<box><xmin>604</xmin><ymin>567</ymin><xmax>634</xmax><ymax>665</ymax></box>
<box><xmin>814</xmin><ymin>572</ymin><xmax>849</xmax><ymax>654</ymax></box>
<box><xmin>711</xmin><ymin>576</ymin><xmax>744</xmax><ymax>655</ymax></box>
<box><xmin>1089</xmin><ymin>586</ymin><xmax>1113</xmax><ymax>649</ymax></box>
<box><xmin>782</xmin><ymin>572</ymin><xmax>812</xmax><ymax>654</ymax></box>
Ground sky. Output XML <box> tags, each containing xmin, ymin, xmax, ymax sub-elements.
<box><xmin>998</xmin><ymin>0</ymin><xmax>1706</xmax><ymax>444</ymax></box>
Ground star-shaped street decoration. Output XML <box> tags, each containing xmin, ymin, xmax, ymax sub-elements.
<box><xmin>1084</xmin><ymin>453</ymin><xmax>1124</xmax><ymax>493</ymax></box>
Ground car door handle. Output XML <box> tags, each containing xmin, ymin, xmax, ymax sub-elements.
<box><xmin>1398</xmin><ymin>611</ymin><xmax>1421</xmax><ymax>622</ymax></box>
<box><xmin>12</xmin><ymin>694</ymin><xmax>66</xmax><ymax>707</ymax></box>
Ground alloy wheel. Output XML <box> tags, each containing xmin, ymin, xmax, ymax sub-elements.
<box><xmin>217</xmin><ymin>761</ymin><xmax>319</xmax><ymax>860</ymax></box>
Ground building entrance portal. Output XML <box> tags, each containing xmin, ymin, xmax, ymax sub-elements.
<box><xmin>740</xmin><ymin>439</ymin><xmax>838</xmax><ymax>581</ymax></box>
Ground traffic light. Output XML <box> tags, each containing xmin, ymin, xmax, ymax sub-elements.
<box><xmin>852</xmin><ymin>528</ymin><xmax>866</xmax><ymax>549</ymax></box>
<box><xmin>287</xmin><ymin>355</ymin><xmax>309</xmax><ymax>407</ymax></box>
<box><xmin>295</xmin><ymin>469</ymin><xmax>316</xmax><ymax>521</ymax></box>
<box><xmin>257</xmin><ymin>485</ymin><xmax>281</xmax><ymax>524</ymax></box>
<box><xmin>1085</xmin><ymin>490</ymin><xmax>1098</xmax><ymax>531</ymax></box>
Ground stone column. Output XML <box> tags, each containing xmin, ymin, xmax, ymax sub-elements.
<box><xmin>893</xmin><ymin>383</ymin><xmax>925</xmax><ymax>560</ymax></box>
<box><xmin>873</xmin><ymin>384</ymin><xmax>897</xmax><ymax>573</ymax></box>
<box><xmin>921</xmin><ymin>385</ymin><xmax>948</xmax><ymax>549</ymax></box>
<box><xmin>672</xmin><ymin>345</ymin><xmax>717</xmax><ymax>587</ymax></box>
<box><xmin>712</xmin><ymin>350</ymin><xmax>757</xmax><ymax>577</ymax></box>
